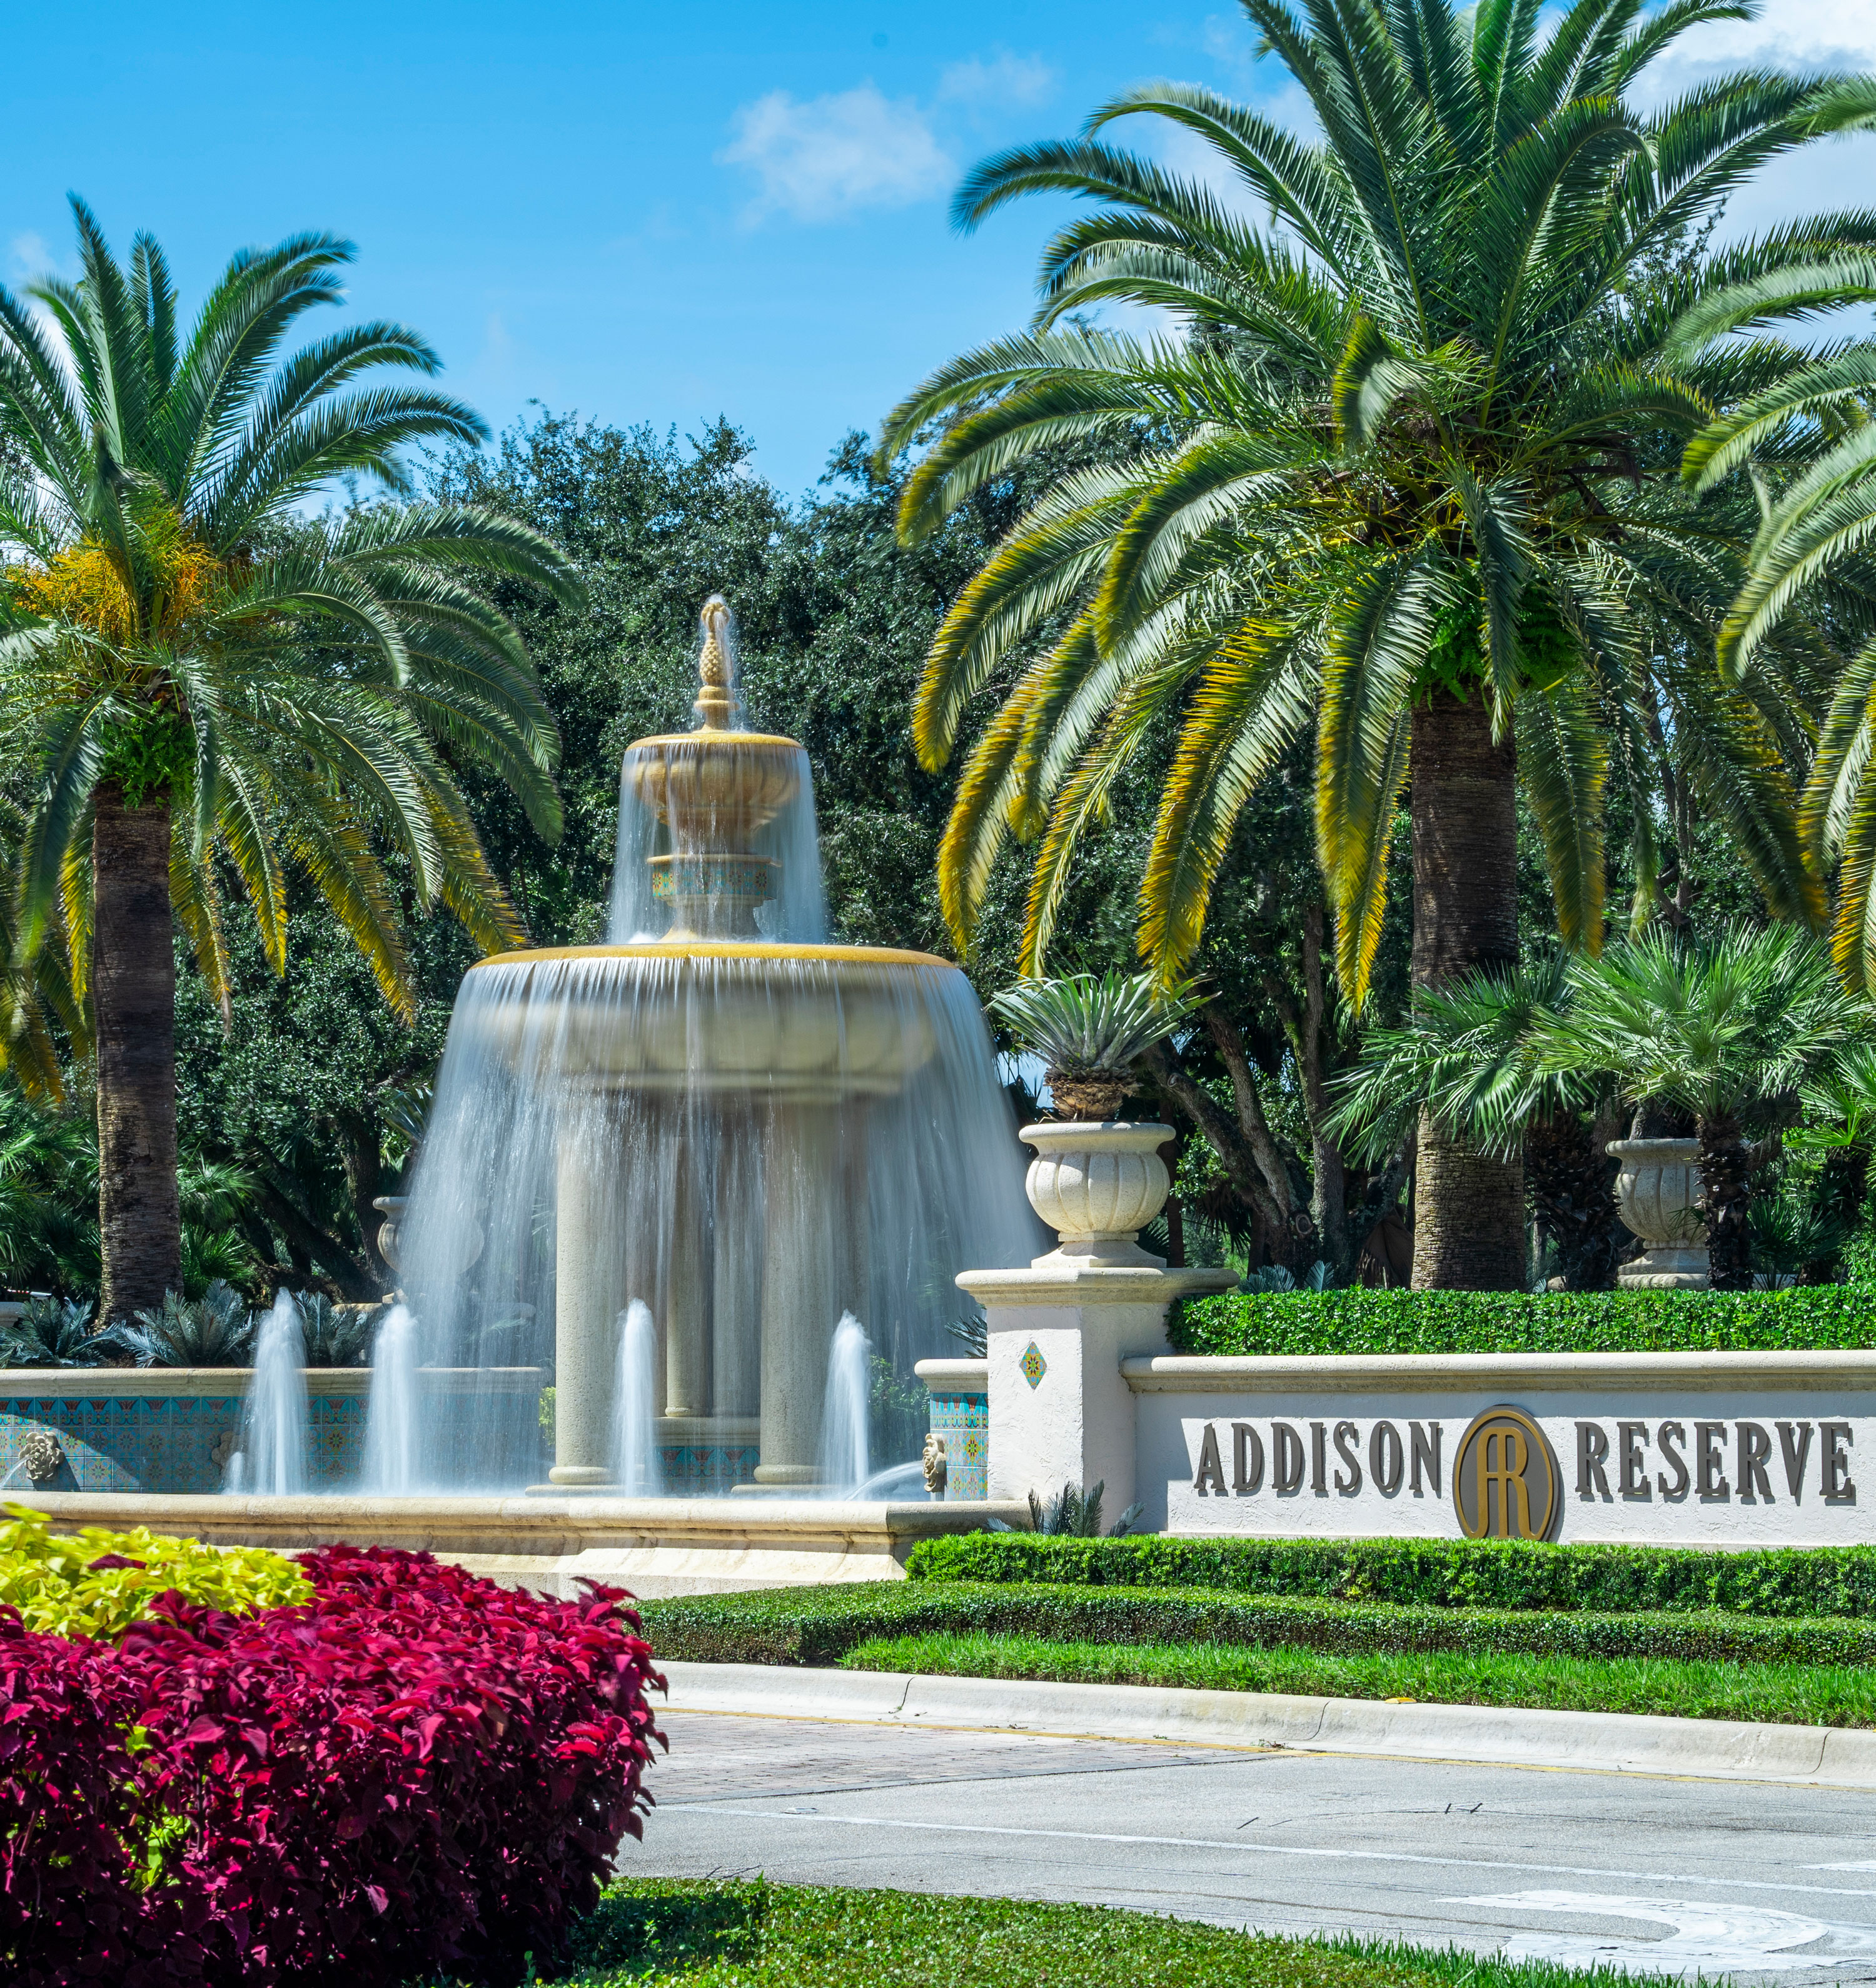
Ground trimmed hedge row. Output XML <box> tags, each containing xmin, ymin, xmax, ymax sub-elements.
<box><xmin>904</xmin><ymin>1532</ymin><xmax>1876</xmax><ymax>1617</ymax></box>
<box><xmin>1172</xmin><ymin>1285</ymin><xmax>1876</xmax><ymax>1357</ymax></box>
<box><xmin>637</xmin><ymin>1579</ymin><xmax>1876</xmax><ymax>1668</ymax></box>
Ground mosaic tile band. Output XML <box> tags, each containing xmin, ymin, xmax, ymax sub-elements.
<box><xmin>927</xmin><ymin>1388</ymin><xmax>988</xmax><ymax>1501</ymax></box>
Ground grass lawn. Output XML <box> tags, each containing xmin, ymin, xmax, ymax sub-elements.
<box><xmin>839</xmin><ymin>1629</ymin><xmax>1876</xmax><ymax>1727</ymax></box>
<box><xmin>551</xmin><ymin>1879</ymin><xmax>1670</xmax><ymax>1987</ymax></box>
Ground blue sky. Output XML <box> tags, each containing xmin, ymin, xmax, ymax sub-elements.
<box><xmin>6</xmin><ymin>0</ymin><xmax>1875</xmax><ymax>500</ymax></box>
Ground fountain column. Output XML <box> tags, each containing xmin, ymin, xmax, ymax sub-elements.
<box><xmin>755</xmin><ymin>1099</ymin><xmax>849</xmax><ymax>1483</ymax></box>
<box><xmin>663</xmin><ymin>1133</ymin><xmax>711</xmax><ymax>1418</ymax></box>
<box><xmin>551</xmin><ymin>1106</ymin><xmax>625</xmax><ymax>1486</ymax></box>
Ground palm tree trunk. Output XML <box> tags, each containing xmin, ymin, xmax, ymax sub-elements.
<box><xmin>93</xmin><ymin>782</ymin><xmax>180</xmax><ymax>1323</ymax></box>
<box><xmin>1698</xmin><ymin>1110</ymin><xmax>1753</xmax><ymax>1290</ymax></box>
<box><xmin>1410</xmin><ymin>689</ymin><xmax>1526</xmax><ymax>1289</ymax></box>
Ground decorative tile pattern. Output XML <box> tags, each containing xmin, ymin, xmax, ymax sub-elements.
<box><xmin>927</xmin><ymin>1390</ymin><xmax>987</xmax><ymax>1501</ymax></box>
<box><xmin>0</xmin><ymin>1395</ymin><xmax>367</xmax><ymax>1495</ymax></box>
<box><xmin>660</xmin><ymin>1444</ymin><xmax>760</xmax><ymax>1491</ymax></box>
<box><xmin>1020</xmin><ymin>1341</ymin><xmax>1047</xmax><ymax>1390</ymax></box>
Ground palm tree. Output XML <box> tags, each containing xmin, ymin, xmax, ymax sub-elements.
<box><xmin>881</xmin><ymin>0</ymin><xmax>1869</xmax><ymax>1288</ymax></box>
<box><xmin>0</xmin><ymin>202</ymin><xmax>583</xmax><ymax>1320</ymax></box>
<box><xmin>1670</xmin><ymin>79</ymin><xmax>1876</xmax><ymax>994</ymax></box>
<box><xmin>1545</xmin><ymin>924</ymin><xmax>1859</xmax><ymax>1288</ymax></box>
<box><xmin>1328</xmin><ymin>955</ymin><xmax>1624</xmax><ymax>1289</ymax></box>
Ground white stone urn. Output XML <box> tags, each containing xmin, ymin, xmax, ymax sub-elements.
<box><xmin>1021</xmin><ymin>1121</ymin><xmax>1174</xmax><ymax>1268</ymax></box>
<box><xmin>1607</xmin><ymin>1137</ymin><xmax>1708</xmax><ymax>1289</ymax></box>
<box><xmin>371</xmin><ymin>1195</ymin><xmax>407</xmax><ymax>1274</ymax></box>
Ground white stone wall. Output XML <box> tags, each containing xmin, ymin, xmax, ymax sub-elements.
<box><xmin>1128</xmin><ymin>1356</ymin><xmax>1876</xmax><ymax>1548</ymax></box>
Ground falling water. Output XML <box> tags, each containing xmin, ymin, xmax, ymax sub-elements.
<box><xmin>817</xmin><ymin>1311</ymin><xmax>871</xmax><ymax>1496</ymax></box>
<box><xmin>232</xmin><ymin>1293</ymin><xmax>308</xmax><ymax>1496</ymax></box>
<box><xmin>365</xmin><ymin>592</ymin><xmax>1043</xmax><ymax>1494</ymax></box>
<box><xmin>362</xmin><ymin>1304</ymin><xmax>420</xmax><ymax>1494</ymax></box>
<box><xmin>610</xmin><ymin>1299</ymin><xmax>666</xmax><ymax>1495</ymax></box>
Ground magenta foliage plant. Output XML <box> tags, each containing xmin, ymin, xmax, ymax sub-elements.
<box><xmin>0</xmin><ymin>1544</ymin><xmax>665</xmax><ymax>1987</ymax></box>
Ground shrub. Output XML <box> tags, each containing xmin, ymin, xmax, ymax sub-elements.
<box><xmin>0</xmin><ymin>1543</ymin><xmax>665</xmax><ymax>1988</ymax></box>
<box><xmin>0</xmin><ymin>1504</ymin><xmax>310</xmax><ymax>1637</ymax></box>
<box><xmin>905</xmin><ymin>1531</ymin><xmax>1876</xmax><ymax>1615</ymax></box>
<box><xmin>0</xmin><ymin>1617</ymin><xmax>146</xmax><ymax>1987</ymax></box>
<box><xmin>1171</xmin><ymin>1284</ymin><xmax>1876</xmax><ymax>1356</ymax></box>
<box><xmin>640</xmin><ymin>1579</ymin><xmax>1876</xmax><ymax>1670</ymax></box>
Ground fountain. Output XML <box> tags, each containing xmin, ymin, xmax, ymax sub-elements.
<box><xmin>361</xmin><ymin>1304</ymin><xmax>420</xmax><ymax>1494</ymax></box>
<box><xmin>611</xmin><ymin>1299</ymin><xmax>666</xmax><ymax>1496</ymax></box>
<box><xmin>228</xmin><ymin>1293</ymin><xmax>308</xmax><ymax>1497</ymax></box>
<box><xmin>367</xmin><ymin>596</ymin><xmax>1039</xmax><ymax>1493</ymax></box>
<box><xmin>817</xmin><ymin>1312</ymin><xmax>872</xmax><ymax>1496</ymax></box>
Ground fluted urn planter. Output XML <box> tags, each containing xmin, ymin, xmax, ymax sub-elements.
<box><xmin>1021</xmin><ymin>1121</ymin><xmax>1174</xmax><ymax>1268</ymax></box>
<box><xmin>1607</xmin><ymin>1137</ymin><xmax>1708</xmax><ymax>1289</ymax></box>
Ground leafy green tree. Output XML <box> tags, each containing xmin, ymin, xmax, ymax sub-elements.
<box><xmin>0</xmin><ymin>201</ymin><xmax>580</xmax><ymax>1319</ymax></box>
<box><xmin>881</xmin><ymin>0</ymin><xmax>1870</xmax><ymax>1288</ymax></box>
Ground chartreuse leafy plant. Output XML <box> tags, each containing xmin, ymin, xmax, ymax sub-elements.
<box><xmin>0</xmin><ymin>199</ymin><xmax>584</xmax><ymax>1321</ymax></box>
<box><xmin>0</xmin><ymin>1502</ymin><xmax>308</xmax><ymax>1637</ymax></box>
<box><xmin>882</xmin><ymin>0</ymin><xmax>1876</xmax><ymax>1288</ymax></box>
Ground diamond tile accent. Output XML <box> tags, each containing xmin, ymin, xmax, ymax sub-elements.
<box><xmin>1020</xmin><ymin>1341</ymin><xmax>1047</xmax><ymax>1390</ymax></box>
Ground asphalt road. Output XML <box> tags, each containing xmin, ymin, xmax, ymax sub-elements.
<box><xmin>622</xmin><ymin>1705</ymin><xmax>1876</xmax><ymax>1983</ymax></box>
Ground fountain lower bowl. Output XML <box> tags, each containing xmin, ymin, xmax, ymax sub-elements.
<box><xmin>458</xmin><ymin>943</ymin><xmax>959</xmax><ymax>1096</ymax></box>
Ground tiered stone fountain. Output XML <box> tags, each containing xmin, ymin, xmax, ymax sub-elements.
<box><xmin>373</xmin><ymin>597</ymin><xmax>1039</xmax><ymax>1495</ymax></box>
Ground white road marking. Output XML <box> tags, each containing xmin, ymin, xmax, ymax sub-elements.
<box><xmin>1455</xmin><ymin>1890</ymin><xmax>1876</xmax><ymax>1975</ymax></box>
<box><xmin>1816</xmin><ymin>1861</ymin><xmax>1876</xmax><ymax>1871</ymax></box>
<box><xmin>657</xmin><ymin>1804</ymin><xmax>1876</xmax><ymax>1904</ymax></box>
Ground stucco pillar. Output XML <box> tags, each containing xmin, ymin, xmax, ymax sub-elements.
<box><xmin>960</xmin><ymin>1263</ymin><xmax>1234</xmax><ymax>1516</ymax></box>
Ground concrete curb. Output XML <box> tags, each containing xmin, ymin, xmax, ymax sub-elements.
<box><xmin>658</xmin><ymin>1660</ymin><xmax>1876</xmax><ymax>1789</ymax></box>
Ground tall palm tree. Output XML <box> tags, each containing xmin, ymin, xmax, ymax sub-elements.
<box><xmin>0</xmin><ymin>201</ymin><xmax>582</xmax><ymax>1321</ymax></box>
<box><xmin>881</xmin><ymin>0</ymin><xmax>1869</xmax><ymax>1288</ymax></box>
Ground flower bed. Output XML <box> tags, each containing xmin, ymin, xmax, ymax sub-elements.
<box><xmin>0</xmin><ymin>1517</ymin><xmax>663</xmax><ymax>1988</ymax></box>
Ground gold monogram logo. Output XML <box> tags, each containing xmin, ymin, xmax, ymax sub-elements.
<box><xmin>1453</xmin><ymin>1406</ymin><xmax>1561</xmax><ymax>1540</ymax></box>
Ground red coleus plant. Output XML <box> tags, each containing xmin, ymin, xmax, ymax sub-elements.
<box><xmin>0</xmin><ymin>1544</ymin><xmax>664</xmax><ymax>1988</ymax></box>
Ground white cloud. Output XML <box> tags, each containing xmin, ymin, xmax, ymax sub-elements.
<box><xmin>938</xmin><ymin>50</ymin><xmax>1057</xmax><ymax>109</ymax></box>
<box><xmin>1662</xmin><ymin>0</ymin><xmax>1876</xmax><ymax>74</ymax></box>
<box><xmin>720</xmin><ymin>83</ymin><xmax>951</xmax><ymax>225</ymax></box>
<box><xmin>8</xmin><ymin>232</ymin><xmax>65</xmax><ymax>285</ymax></box>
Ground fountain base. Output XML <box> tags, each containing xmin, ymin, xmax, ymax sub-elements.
<box><xmin>22</xmin><ymin>1491</ymin><xmax>1029</xmax><ymax>1597</ymax></box>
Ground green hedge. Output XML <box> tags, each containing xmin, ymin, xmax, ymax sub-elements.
<box><xmin>639</xmin><ymin>1580</ymin><xmax>1876</xmax><ymax>1668</ymax></box>
<box><xmin>905</xmin><ymin>1532</ymin><xmax>1876</xmax><ymax>1616</ymax></box>
<box><xmin>1172</xmin><ymin>1285</ymin><xmax>1876</xmax><ymax>1356</ymax></box>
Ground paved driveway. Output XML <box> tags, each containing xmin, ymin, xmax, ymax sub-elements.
<box><xmin>624</xmin><ymin>1707</ymin><xmax>1876</xmax><ymax>1984</ymax></box>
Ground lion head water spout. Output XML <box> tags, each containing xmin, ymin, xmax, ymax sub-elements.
<box><xmin>371</xmin><ymin>593</ymin><xmax>1040</xmax><ymax>1494</ymax></box>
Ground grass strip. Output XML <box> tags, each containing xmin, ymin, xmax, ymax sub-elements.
<box><xmin>639</xmin><ymin>1580</ymin><xmax>1876</xmax><ymax>1668</ymax></box>
<box><xmin>839</xmin><ymin>1629</ymin><xmax>1876</xmax><ymax>1727</ymax></box>
<box><xmin>555</xmin><ymin>1877</ymin><xmax>1678</xmax><ymax>1987</ymax></box>
<box><xmin>905</xmin><ymin>1531</ymin><xmax>1876</xmax><ymax>1618</ymax></box>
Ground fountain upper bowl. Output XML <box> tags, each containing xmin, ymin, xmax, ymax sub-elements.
<box><xmin>460</xmin><ymin>942</ymin><xmax>963</xmax><ymax>1095</ymax></box>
